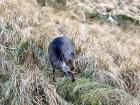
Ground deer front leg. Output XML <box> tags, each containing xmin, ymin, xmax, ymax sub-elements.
<box><xmin>68</xmin><ymin>71</ymin><xmax>75</xmax><ymax>82</ymax></box>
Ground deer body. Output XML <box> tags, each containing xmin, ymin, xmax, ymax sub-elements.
<box><xmin>48</xmin><ymin>36</ymin><xmax>75</xmax><ymax>82</ymax></box>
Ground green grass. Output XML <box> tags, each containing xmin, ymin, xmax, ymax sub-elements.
<box><xmin>0</xmin><ymin>25</ymin><xmax>139</xmax><ymax>104</ymax></box>
<box><xmin>55</xmin><ymin>77</ymin><xmax>136</xmax><ymax>105</ymax></box>
<box><xmin>86</xmin><ymin>11</ymin><xmax>140</xmax><ymax>26</ymax></box>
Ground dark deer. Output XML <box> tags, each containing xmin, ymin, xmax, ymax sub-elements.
<box><xmin>48</xmin><ymin>36</ymin><xmax>75</xmax><ymax>82</ymax></box>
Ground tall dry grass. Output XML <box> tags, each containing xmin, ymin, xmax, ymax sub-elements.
<box><xmin>0</xmin><ymin>0</ymin><xmax>140</xmax><ymax>105</ymax></box>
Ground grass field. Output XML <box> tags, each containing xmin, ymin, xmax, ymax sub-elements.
<box><xmin>0</xmin><ymin>0</ymin><xmax>140</xmax><ymax>105</ymax></box>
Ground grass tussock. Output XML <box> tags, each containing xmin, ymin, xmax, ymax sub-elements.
<box><xmin>55</xmin><ymin>77</ymin><xmax>139</xmax><ymax>105</ymax></box>
<box><xmin>0</xmin><ymin>0</ymin><xmax>140</xmax><ymax>105</ymax></box>
<box><xmin>0</xmin><ymin>67</ymin><xmax>71</xmax><ymax>105</ymax></box>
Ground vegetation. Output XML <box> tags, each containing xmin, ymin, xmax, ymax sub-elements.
<box><xmin>0</xmin><ymin>0</ymin><xmax>140</xmax><ymax>105</ymax></box>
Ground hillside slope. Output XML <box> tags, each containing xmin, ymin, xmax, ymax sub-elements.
<box><xmin>0</xmin><ymin>0</ymin><xmax>140</xmax><ymax>105</ymax></box>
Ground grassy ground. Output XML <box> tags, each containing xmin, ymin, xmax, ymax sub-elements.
<box><xmin>0</xmin><ymin>0</ymin><xmax>140</xmax><ymax>105</ymax></box>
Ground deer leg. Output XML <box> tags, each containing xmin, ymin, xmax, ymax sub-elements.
<box><xmin>61</xmin><ymin>62</ymin><xmax>75</xmax><ymax>82</ymax></box>
<box><xmin>62</xmin><ymin>72</ymin><xmax>66</xmax><ymax>77</ymax></box>
<box><xmin>68</xmin><ymin>71</ymin><xmax>75</xmax><ymax>82</ymax></box>
<box><xmin>52</xmin><ymin>68</ymin><xmax>56</xmax><ymax>82</ymax></box>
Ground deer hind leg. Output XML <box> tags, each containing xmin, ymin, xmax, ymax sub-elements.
<box><xmin>52</xmin><ymin>68</ymin><xmax>56</xmax><ymax>82</ymax></box>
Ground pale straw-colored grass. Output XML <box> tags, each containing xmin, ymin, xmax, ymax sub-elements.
<box><xmin>0</xmin><ymin>0</ymin><xmax>140</xmax><ymax>104</ymax></box>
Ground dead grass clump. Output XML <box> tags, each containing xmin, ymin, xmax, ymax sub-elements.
<box><xmin>1</xmin><ymin>66</ymin><xmax>71</xmax><ymax>105</ymax></box>
<box><xmin>120</xmin><ymin>70</ymin><xmax>140</xmax><ymax>97</ymax></box>
<box><xmin>92</xmin><ymin>70</ymin><xmax>126</xmax><ymax>89</ymax></box>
